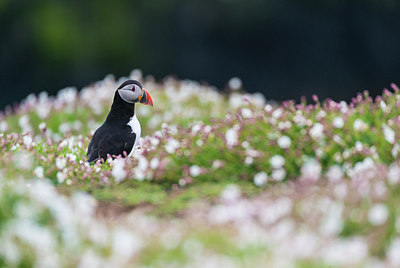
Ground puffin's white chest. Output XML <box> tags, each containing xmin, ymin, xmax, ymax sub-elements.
<box><xmin>127</xmin><ymin>115</ymin><xmax>141</xmax><ymax>157</ymax></box>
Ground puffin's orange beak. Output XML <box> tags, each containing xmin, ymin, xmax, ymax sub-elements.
<box><xmin>140</xmin><ymin>89</ymin><xmax>153</xmax><ymax>106</ymax></box>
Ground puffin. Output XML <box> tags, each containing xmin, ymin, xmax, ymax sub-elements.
<box><xmin>87</xmin><ymin>80</ymin><xmax>153</xmax><ymax>163</ymax></box>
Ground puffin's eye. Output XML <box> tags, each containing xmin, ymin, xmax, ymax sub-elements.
<box><xmin>133</xmin><ymin>84</ymin><xmax>141</xmax><ymax>92</ymax></box>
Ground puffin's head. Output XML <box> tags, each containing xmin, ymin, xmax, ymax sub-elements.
<box><xmin>117</xmin><ymin>80</ymin><xmax>153</xmax><ymax>106</ymax></box>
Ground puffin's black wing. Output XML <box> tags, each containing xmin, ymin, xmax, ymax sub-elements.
<box><xmin>87</xmin><ymin>125</ymin><xmax>136</xmax><ymax>163</ymax></box>
<box><xmin>87</xmin><ymin>131</ymin><xmax>101</xmax><ymax>163</ymax></box>
<box><xmin>97</xmin><ymin>131</ymin><xmax>136</xmax><ymax>160</ymax></box>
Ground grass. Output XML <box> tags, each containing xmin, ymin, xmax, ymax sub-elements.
<box><xmin>58</xmin><ymin>180</ymin><xmax>262</xmax><ymax>216</ymax></box>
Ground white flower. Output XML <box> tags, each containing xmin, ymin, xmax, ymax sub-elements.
<box><xmin>271</xmin><ymin>169</ymin><xmax>286</xmax><ymax>181</ymax></box>
<box><xmin>112</xmin><ymin>228</ymin><xmax>143</xmax><ymax>258</ymax></box>
<box><xmin>55</xmin><ymin>157</ymin><xmax>66</xmax><ymax>169</ymax></box>
<box><xmin>196</xmin><ymin>139</ymin><xmax>203</xmax><ymax>146</ymax></box>
<box><xmin>383</xmin><ymin>124</ymin><xmax>395</xmax><ymax>144</ymax></box>
<box><xmin>189</xmin><ymin>165</ymin><xmax>201</xmax><ymax>177</ymax></box>
<box><xmin>59</xmin><ymin>122</ymin><xmax>71</xmax><ymax>134</ymax></box>
<box><xmin>154</xmin><ymin>130</ymin><xmax>162</xmax><ymax>138</ymax></box>
<box><xmin>221</xmin><ymin>184</ymin><xmax>241</xmax><ymax>202</ymax></box>
<box><xmin>320</xmin><ymin>203</ymin><xmax>344</xmax><ymax>236</ymax></box>
<box><xmin>58</xmin><ymin>87</ymin><xmax>77</xmax><ymax>103</ymax></box>
<box><xmin>309</xmin><ymin>123</ymin><xmax>324</xmax><ymax>140</ymax></box>
<box><xmin>326</xmin><ymin>165</ymin><xmax>343</xmax><ymax>182</ymax></box>
<box><xmin>244</xmin><ymin>156</ymin><xmax>253</xmax><ymax>165</ymax></box>
<box><xmin>391</xmin><ymin>143</ymin><xmax>400</xmax><ymax>158</ymax></box>
<box><xmin>380</xmin><ymin>100</ymin><xmax>390</xmax><ymax>113</ymax></box>
<box><xmin>316</xmin><ymin>148</ymin><xmax>324</xmax><ymax>158</ymax></box>
<box><xmin>321</xmin><ymin>238</ymin><xmax>367</xmax><ymax>266</ymax></box>
<box><xmin>78</xmin><ymin>250</ymin><xmax>105</xmax><ymax>268</ymax></box>
<box><xmin>0</xmin><ymin>121</ymin><xmax>8</xmax><ymax>132</ymax></box>
<box><xmin>191</xmin><ymin>123</ymin><xmax>202</xmax><ymax>135</ymax></box>
<box><xmin>254</xmin><ymin>172</ymin><xmax>268</xmax><ymax>186</ymax></box>
<box><xmin>374</xmin><ymin>181</ymin><xmax>387</xmax><ymax>199</ymax></box>
<box><xmin>388</xmin><ymin>238</ymin><xmax>400</xmax><ymax>266</ymax></box>
<box><xmin>278</xmin><ymin>121</ymin><xmax>292</xmax><ymax>130</ymax></box>
<box><xmin>112</xmin><ymin>158</ymin><xmax>127</xmax><ymax>183</ymax></box>
<box><xmin>277</xmin><ymin>136</ymin><xmax>291</xmax><ymax>149</ymax></box>
<box><xmin>332</xmin><ymin>117</ymin><xmax>344</xmax><ymax>129</ymax></box>
<box><xmin>137</xmin><ymin>156</ymin><xmax>148</xmax><ymax>171</ymax></box>
<box><xmin>66</xmin><ymin>153</ymin><xmax>77</xmax><ymax>162</ymax></box>
<box><xmin>340</xmin><ymin>101</ymin><xmax>348</xmax><ymax>113</ymax></box>
<box><xmin>241</xmin><ymin>108</ymin><xmax>253</xmax><ymax>118</ymax></box>
<box><xmin>14</xmin><ymin>152</ymin><xmax>33</xmax><ymax>170</ymax></box>
<box><xmin>355</xmin><ymin>141</ymin><xmax>363</xmax><ymax>152</ymax></box>
<box><xmin>11</xmin><ymin>144</ymin><xmax>19</xmax><ymax>151</ymax></box>
<box><xmin>165</xmin><ymin>138</ymin><xmax>180</xmax><ymax>154</ymax></box>
<box><xmin>270</xmin><ymin>155</ymin><xmax>285</xmax><ymax>169</ymax></box>
<box><xmin>229</xmin><ymin>93</ymin><xmax>245</xmax><ymax>108</ymax></box>
<box><xmin>134</xmin><ymin>169</ymin><xmax>145</xmax><ymax>181</ymax></box>
<box><xmin>353</xmin><ymin>119</ymin><xmax>367</xmax><ymax>131</ymax></box>
<box><xmin>334</xmin><ymin>152</ymin><xmax>342</xmax><ymax>162</ymax></box>
<box><xmin>56</xmin><ymin>170</ymin><xmax>67</xmax><ymax>183</ymax></box>
<box><xmin>301</xmin><ymin>159</ymin><xmax>321</xmax><ymax>181</ymax></box>
<box><xmin>333</xmin><ymin>135</ymin><xmax>342</xmax><ymax>143</ymax></box>
<box><xmin>388</xmin><ymin>164</ymin><xmax>400</xmax><ymax>185</ymax></box>
<box><xmin>23</xmin><ymin>135</ymin><xmax>33</xmax><ymax>147</ymax></box>
<box><xmin>150</xmin><ymin>158</ymin><xmax>159</xmax><ymax>169</ymax></box>
<box><xmin>246</xmin><ymin>149</ymin><xmax>260</xmax><ymax>158</ymax></box>
<box><xmin>225</xmin><ymin>128</ymin><xmax>238</xmax><ymax>148</ymax></box>
<box><xmin>33</xmin><ymin>166</ymin><xmax>44</xmax><ymax>178</ymax></box>
<box><xmin>317</xmin><ymin>110</ymin><xmax>327</xmax><ymax>119</ymax></box>
<box><xmin>368</xmin><ymin>203</ymin><xmax>389</xmax><ymax>226</ymax></box>
<box><xmin>264</xmin><ymin>104</ymin><xmax>272</xmax><ymax>112</ymax></box>
<box><xmin>334</xmin><ymin>183</ymin><xmax>348</xmax><ymax>199</ymax></box>
<box><xmin>150</xmin><ymin>137</ymin><xmax>160</xmax><ymax>147</ymax></box>
<box><xmin>272</xmin><ymin>109</ymin><xmax>282</xmax><ymax>119</ymax></box>
<box><xmin>259</xmin><ymin>198</ymin><xmax>292</xmax><ymax>225</ymax></box>
<box><xmin>212</xmin><ymin>160</ymin><xmax>224</xmax><ymax>169</ymax></box>
<box><xmin>228</xmin><ymin>77</ymin><xmax>242</xmax><ymax>90</ymax></box>
<box><xmin>247</xmin><ymin>92</ymin><xmax>266</xmax><ymax>108</ymax></box>
<box><xmin>343</xmin><ymin>150</ymin><xmax>350</xmax><ymax>159</ymax></box>
<box><xmin>293</xmin><ymin>114</ymin><xmax>307</xmax><ymax>127</ymax></box>
<box><xmin>178</xmin><ymin>178</ymin><xmax>186</xmax><ymax>186</ymax></box>
<box><xmin>18</xmin><ymin>114</ymin><xmax>32</xmax><ymax>133</ymax></box>
<box><xmin>241</xmin><ymin>141</ymin><xmax>250</xmax><ymax>148</ymax></box>
<box><xmin>39</xmin><ymin>122</ymin><xmax>47</xmax><ymax>132</ymax></box>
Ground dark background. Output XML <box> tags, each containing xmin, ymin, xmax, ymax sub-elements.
<box><xmin>1</xmin><ymin>0</ymin><xmax>400</xmax><ymax>109</ymax></box>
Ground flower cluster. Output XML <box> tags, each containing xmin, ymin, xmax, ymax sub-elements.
<box><xmin>1</xmin><ymin>72</ymin><xmax>400</xmax><ymax>266</ymax></box>
<box><xmin>0</xmin><ymin>169</ymin><xmax>399</xmax><ymax>267</ymax></box>
<box><xmin>121</xmin><ymin>84</ymin><xmax>400</xmax><ymax>187</ymax></box>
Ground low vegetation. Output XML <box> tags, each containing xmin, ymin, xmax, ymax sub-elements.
<box><xmin>1</xmin><ymin>71</ymin><xmax>400</xmax><ymax>267</ymax></box>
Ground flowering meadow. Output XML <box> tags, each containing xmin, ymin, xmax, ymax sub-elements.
<box><xmin>1</xmin><ymin>70</ymin><xmax>400</xmax><ymax>267</ymax></box>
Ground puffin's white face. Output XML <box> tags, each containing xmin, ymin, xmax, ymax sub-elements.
<box><xmin>117</xmin><ymin>80</ymin><xmax>154</xmax><ymax>106</ymax></box>
<box><xmin>118</xmin><ymin>83</ymin><xmax>143</xmax><ymax>103</ymax></box>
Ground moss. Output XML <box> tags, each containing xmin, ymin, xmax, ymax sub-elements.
<box><xmin>296</xmin><ymin>260</ymin><xmax>337</xmax><ymax>268</ymax></box>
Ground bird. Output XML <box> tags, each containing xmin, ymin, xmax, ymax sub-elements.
<box><xmin>87</xmin><ymin>80</ymin><xmax>153</xmax><ymax>163</ymax></box>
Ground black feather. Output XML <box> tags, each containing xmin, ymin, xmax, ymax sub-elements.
<box><xmin>117</xmin><ymin>80</ymin><xmax>143</xmax><ymax>90</ymax></box>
